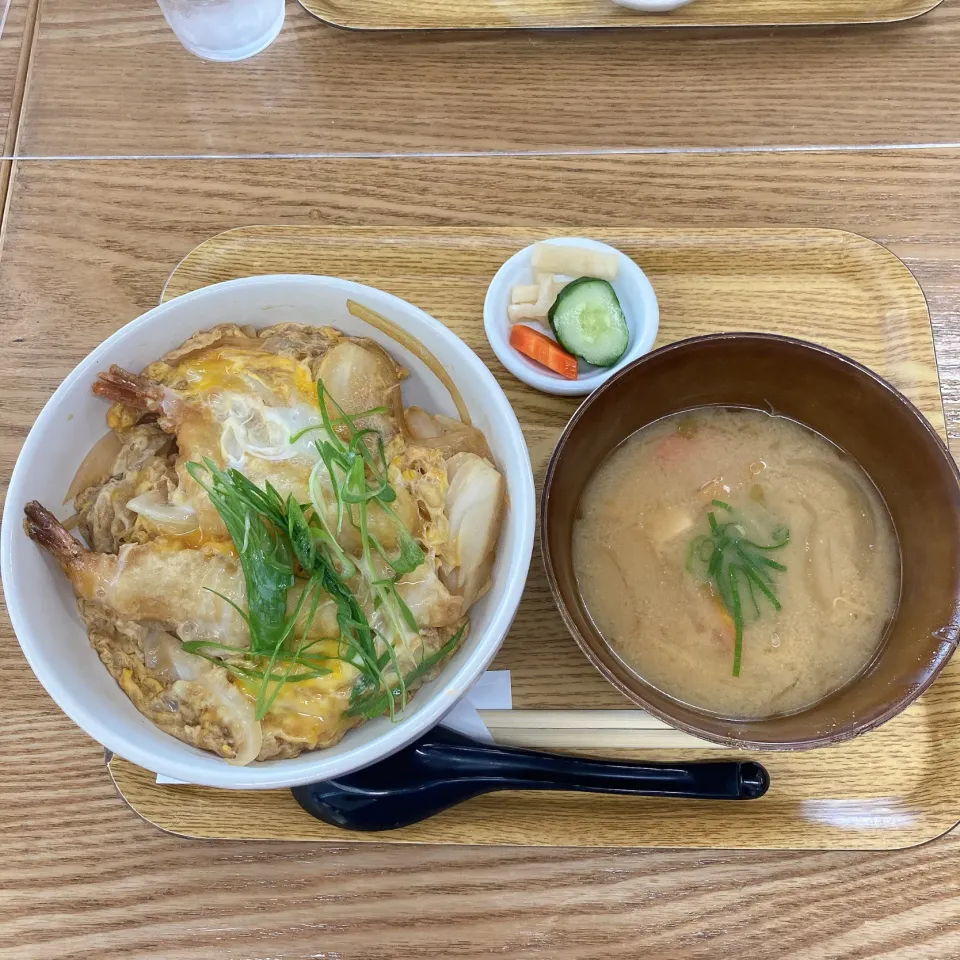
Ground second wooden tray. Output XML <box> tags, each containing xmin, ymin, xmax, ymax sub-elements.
<box><xmin>110</xmin><ymin>225</ymin><xmax>959</xmax><ymax>850</ymax></box>
<box><xmin>297</xmin><ymin>0</ymin><xmax>943</xmax><ymax>30</ymax></box>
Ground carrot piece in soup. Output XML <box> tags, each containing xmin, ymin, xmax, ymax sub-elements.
<box><xmin>655</xmin><ymin>433</ymin><xmax>691</xmax><ymax>463</ymax></box>
<box><xmin>700</xmin><ymin>583</ymin><xmax>736</xmax><ymax>651</ymax></box>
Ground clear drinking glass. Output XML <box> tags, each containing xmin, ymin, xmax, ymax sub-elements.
<box><xmin>156</xmin><ymin>0</ymin><xmax>285</xmax><ymax>62</ymax></box>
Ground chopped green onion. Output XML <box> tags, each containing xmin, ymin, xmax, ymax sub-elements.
<box><xmin>686</xmin><ymin>503</ymin><xmax>790</xmax><ymax>677</ymax></box>
<box><xmin>183</xmin><ymin>375</ymin><xmax>464</xmax><ymax>724</ymax></box>
<box><xmin>346</xmin><ymin>624</ymin><xmax>466</xmax><ymax>719</ymax></box>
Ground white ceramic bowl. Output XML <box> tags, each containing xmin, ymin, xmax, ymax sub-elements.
<box><xmin>1</xmin><ymin>275</ymin><xmax>536</xmax><ymax>790</ymax></box>
<box><xmin>483</xmin><ymin>237</ymin><xmax>660</xmax><ymax>397</ymax></box>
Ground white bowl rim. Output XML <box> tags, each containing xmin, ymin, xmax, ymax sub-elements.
<box><xmin>483</xmin><ymin>236</ymin><xmax>660</xmax><ymax>397</ymax></box>
<box><xmin>1</xmin><ymin>274</ymin><xmax>535</xmax><ymax>789</ymax></box>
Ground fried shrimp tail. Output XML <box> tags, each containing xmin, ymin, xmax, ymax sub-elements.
<box><xmin>24</xmin><ymin>499</ymin><xmax>248</xmax><ymax>643</ymax></box>
<box><xmin>92</xmin><ymin>365</ymin><xmax>168</xmax><ymax>412</ymax></box>
<box><xmin>23</xmin><ymin>500</ymin><xmax>341</xmax><ymax>649</ymax></box>
<box><xmin>23</xmin><ymin>501</ymin><xmax>87</xmax><ymax>572</ymax></box>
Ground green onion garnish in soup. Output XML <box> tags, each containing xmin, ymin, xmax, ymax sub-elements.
<box><xmin>686</xmin><ymin>501</ymin><xmax>790</xmax><ymax>677</ymax></box>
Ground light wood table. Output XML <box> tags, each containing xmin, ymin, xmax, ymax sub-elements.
<box><xmin>9</xmin><ymin>0</ymin><xmax>960</xmax><ymax>157</ymax></box>
<box><xmin>0</xmin><ymin>0</ymin><xmax>36</xmax><ymax>209</ymax></box>
<box><xmin>0</xmin><ymin>0</ymin><xmax>34</xmax><ymax>145</ymax></box>
<box><xmin>3</xmin><ymin>151</ymin><xmax>960</xmax><ymax>957</ymax></box>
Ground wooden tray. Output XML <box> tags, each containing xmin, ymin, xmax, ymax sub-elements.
<box><xmin>109</xmin><ymin>225</ymin><xmax>959</xmax><ymax>850</ymax></box>
<box><xmin>296</xmin><ymin>0</ymin><xmax>943</xmax><ymax>30</ymax></box>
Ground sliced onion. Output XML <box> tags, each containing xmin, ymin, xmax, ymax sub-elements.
<box><xmin>195</xmin><ymin>673</ymin><xmax>262</xmax><ymax>766</ymax></box>
<box><xmin>127</xmin><ymin>491</ymin><xmax>199</xmax><ymax>534</ymax></box>
<box><xmin>308</xmin><ymin>459</ymin><xmax>340</xmax><ymax>536</ymax></box>
<box><xmin>64</xmin><ymin>431</ymin><xmax>124</xmax><ymax>504</ymax></box>
<box><xmin>171</xmin><ymin>671</ymin><xmax>263</xmax><ymax>767</ymax></box>
<box><xmin>144</xmin><ymin>629</ymin><xmax>208</xmax><ymax>683</ymax></box>
<box><xmin>405</xmin><ymin>406</ymin><xmax>444</xmax><ymax>441</ymax></box>
<box><xmin>404</xmin><ymin>407</ymin><xmax>492</xmax><ymax>458</ymax></box>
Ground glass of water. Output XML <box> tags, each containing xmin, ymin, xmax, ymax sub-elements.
<box><xmin>156</xmin><ymin>0</ymin><xmax>285</xmax><ymax>62</ymax></box>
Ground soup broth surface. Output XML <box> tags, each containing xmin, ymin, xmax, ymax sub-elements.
<box><xmin>572</xmin><ymin>407</ymin><xmax>900</xmax><ymax>719</ymax></box>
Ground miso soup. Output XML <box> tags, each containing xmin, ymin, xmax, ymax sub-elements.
<box><xmin>572</xmin><ymin>407</ymin><xmax>900</xmax><ymax>719</ymax></box>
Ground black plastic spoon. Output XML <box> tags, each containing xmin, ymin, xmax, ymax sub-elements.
<box><xmin>291</xmin><ymin>726</ymin><xmax>769</xmax><ymax>831</ymax></box>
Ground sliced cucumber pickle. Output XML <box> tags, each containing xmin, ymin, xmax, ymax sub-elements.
<box><xmin>547</xmin><ymin>277</ymin><xmax>629</xmax><ymax>367</ymax></box>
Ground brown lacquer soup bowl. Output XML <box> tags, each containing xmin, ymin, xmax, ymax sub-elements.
<box><xmin>541</xmin><ymin>333</ymin><xmax>960</xmax><ymax>750</ymax></box>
